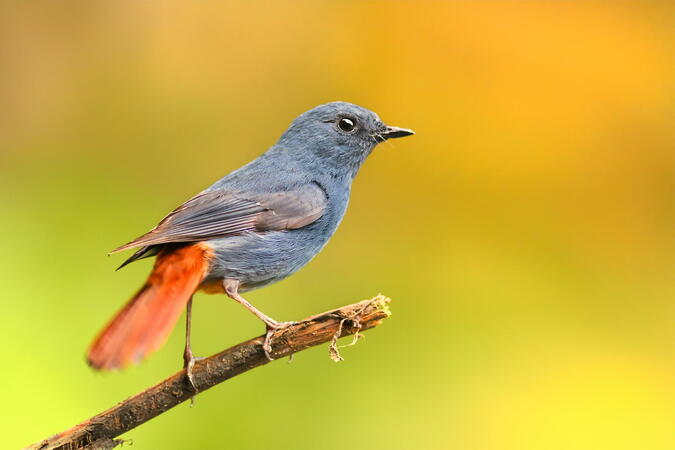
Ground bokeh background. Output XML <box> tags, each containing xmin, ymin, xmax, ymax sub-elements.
<box><xmin>1</xmin><ymin>1</ymin><xmax>673</xmax><ymax>449</ymax></box>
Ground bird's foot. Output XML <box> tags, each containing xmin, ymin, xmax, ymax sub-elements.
<box><xmin>263</xmin><ymin>321</ymin><xmax>298</xmax><ymax>361</ymax></box>
<box><xmin>183</xmin><ymin>347</ymin><xmax>203</xmax><ymax>396</ymax></box>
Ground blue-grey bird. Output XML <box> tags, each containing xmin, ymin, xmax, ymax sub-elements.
<box><xmin>87</xmin><ymin>101</ymin><xmax>414</xmax><ymax>387</ymax></box>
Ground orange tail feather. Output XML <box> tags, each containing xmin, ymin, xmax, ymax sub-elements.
<box><xmin>87</xmin><ymin>244</ymin><xmax>210</xmax><ymax>370</ymax></box>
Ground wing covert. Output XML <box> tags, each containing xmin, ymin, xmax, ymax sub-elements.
<box><xmin>111</xmin><ymin>183</ymin><xmax>327</xmax><ymax>253</ymax></box>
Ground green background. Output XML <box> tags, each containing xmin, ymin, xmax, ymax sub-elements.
<box><xmin>1</xmin><ymin>2</ymin><xmax>673</xmax><ymax>449</ymax></box>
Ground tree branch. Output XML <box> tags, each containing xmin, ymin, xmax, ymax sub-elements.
<box><xmin>27</xmin><ymin>295</ymin><xmax>391</xmax><ymax>450</ymax></box>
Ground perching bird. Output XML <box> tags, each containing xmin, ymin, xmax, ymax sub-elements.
<box><xmin>87</xmin><ymin>101</ymin><xmax>413</xmax><ymax>389</ymax></box>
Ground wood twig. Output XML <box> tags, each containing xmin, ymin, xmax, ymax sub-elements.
<box><xmin>27</xmin><ymin>295</ymin><xmax>391</xmax><ymax>450</ymax></box>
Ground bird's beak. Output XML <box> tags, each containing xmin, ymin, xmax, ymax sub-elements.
<box><xmin>380</xmin><ymin>125</ymin><xmax>415</xmax><ymax>140</ymax></box>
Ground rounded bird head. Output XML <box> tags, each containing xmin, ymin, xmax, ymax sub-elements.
<box><xmin>277</xmin><ymin>101</ymin><xmax>414</xmax><ymax>178</ymax></box>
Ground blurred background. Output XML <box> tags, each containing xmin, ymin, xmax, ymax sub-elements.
<box><xmin>1</xmin><ymin>1</ymin><xmax>673</xmax><ymax>449</ymax></box>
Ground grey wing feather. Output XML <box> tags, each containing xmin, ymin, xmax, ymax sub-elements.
<box><xmin>111</xmin><ymin>183</ymin><xmax>327</xmax><ymax>253</ymax></box>
<box><xmin>252</xmin><ymin>185</ymin><xmax>326</xmax><ymax>231</ymax></box>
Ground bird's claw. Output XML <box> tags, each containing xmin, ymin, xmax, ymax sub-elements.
<box><xmin>263</xmin><ymin>321</ymin><xmax>298</xmax><ymax>361</ymax></box>
<box><xmin>183</xmin><ymin>350</ymin><xmax>203</xmax><ymax>394</ymax></box>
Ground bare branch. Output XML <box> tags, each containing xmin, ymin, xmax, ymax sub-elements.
<box><xmin>27</xmin><ymin>295</ymin><xmax>391</xmax><ymax>450</ymax></box>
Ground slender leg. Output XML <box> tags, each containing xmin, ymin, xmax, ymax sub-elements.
<box><xmin>223</xmin><ymin>278</ymin><xmax>295</xmax><ymax>361</ymax></box>
<box><xmin>183</xmin><ymin>296</ymin><xmax>199</xmax><ymax>394</ymax></box>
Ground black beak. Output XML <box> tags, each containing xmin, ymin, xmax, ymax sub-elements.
<box><xmin>380</xmin><ymin>125</ymin><xmax>415</xmax><ymax>140</ymax></box>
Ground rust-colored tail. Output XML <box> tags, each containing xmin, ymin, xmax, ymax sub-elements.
<box><xmin>87</xmin><ymin>244</ymin><xmax>210</xmax><ymax>370</ymax></box>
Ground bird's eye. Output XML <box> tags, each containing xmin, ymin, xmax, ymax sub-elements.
<box><xmin>337</xmin><ymin>117</ymin><xmax>356</xmax><ymax>133</ymax></box>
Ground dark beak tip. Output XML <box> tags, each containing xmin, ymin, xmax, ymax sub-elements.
<box><xmin>383</xmin><ymin>126</ymin><xmax>415</xmax><ymax>140</ymax></box>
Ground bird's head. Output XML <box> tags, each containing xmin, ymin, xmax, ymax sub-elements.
<box><xmin>278</xmin><ymin>101</ymin><xmax>414</xmax><ymax>178</ymax></box>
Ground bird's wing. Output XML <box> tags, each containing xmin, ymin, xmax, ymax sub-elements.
<box><xmin>110</xmin><ymin>183</ymin><xmax>327</xmax><ymax>253</ymax></box>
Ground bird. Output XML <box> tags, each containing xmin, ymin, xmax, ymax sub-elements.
<box><xmin>86</xmin><ymin>101</ymin><xmax>414</xmax><ymax>390</ymax></box>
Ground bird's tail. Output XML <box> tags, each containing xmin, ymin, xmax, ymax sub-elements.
<box><xmin>87</xmin><ymin>244</ymin><xmax>210</xmax><ymax>370</ymax></box>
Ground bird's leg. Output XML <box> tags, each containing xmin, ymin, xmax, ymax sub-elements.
<box><xmin>223</xmin><ymin>278</ymin><xmax>295</xmax><ymax>361</ymax></box>
<box><xmin>183</xmin><ymin>296</ymin><xmax>200</xmax><ymax>397</ymax></box>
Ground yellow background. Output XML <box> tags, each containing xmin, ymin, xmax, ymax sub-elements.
<box><xmin>1</xmin><ymin>1</ymin><xmax>673</xmax><ymax>449</ymax></box>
